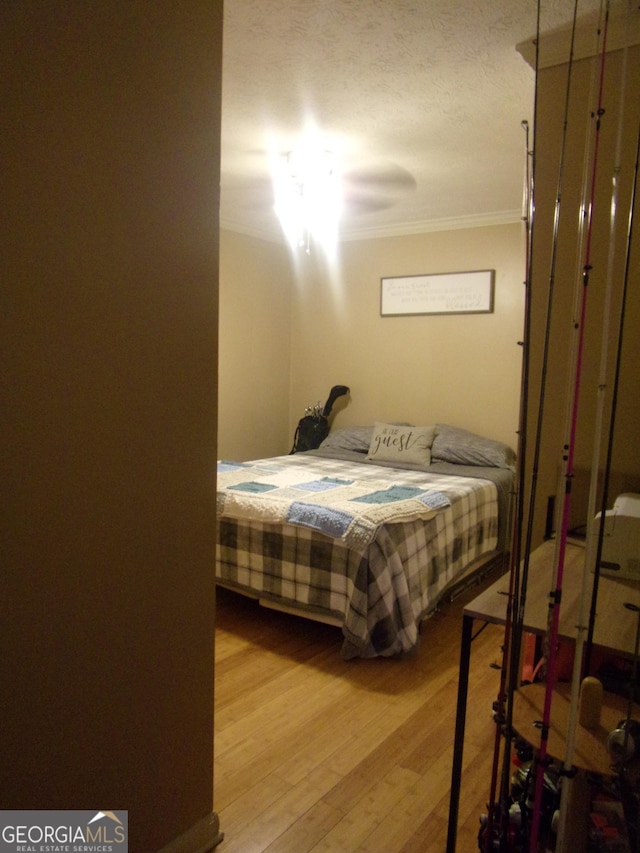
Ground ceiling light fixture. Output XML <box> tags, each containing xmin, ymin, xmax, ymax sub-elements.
<box><xmin>273</xmin><ymin>145</ymin><xmax>342</xmax><ymax>254</ymax></box>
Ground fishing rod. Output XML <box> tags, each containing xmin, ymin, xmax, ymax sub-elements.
<box><xmin>609</xmin><ymin>98</ymin><xmax>640</xmax><ymax>853</ymax></box>
<box><xmin>529</xmin><ymin>3</ymin><xmax>611</xmax><ymax>849</ymax></box>
<box><xmin>583</xmin><ymin>0</ymin><xmax>634</xmax><ymax>680</ymax></box>
<box><xmin>480</xmin><ymin>1</ymin><xmax>580</xmax><ymax>845</ymax></box>
<box><xmin>480</xmin><ymin>2</ymin><xmax>582</xmax><ymax>847</ymax></box>
<box><xmin>555</xmin><ymin>1</ymin><xmax>633</xmax><ymax>841</ymax></box>
<box><xmin>499</xmin><ymin>115</ymin><xmax>539</xmax><ymax>835</ymax></box>
<box><xmin>553</xmin><ymin>2</ymin><xmax>631</xmax><ymax>847</ymax></box>
<box><xmin>511</xmin><ymin>0</ymin><xmax>579</xmax><ymax>703</ymax></box>
<box><xmin>585</xmin><ymin>25</ymin><xmax>640</xmax><ymax>687</ymax></box>
<box><xmin>480</xmin><ymin>114</ymin><xmax>536</xmax><ymax>853</ymax></box>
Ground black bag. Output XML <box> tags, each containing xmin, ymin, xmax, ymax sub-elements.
<box><xmin>289</xmin><ymin>385</ymin><xmax>350</xmax><ymax>454</ymax></box>
<box><xmin>290</xmin><ymin>415</ymin><xmax>329</xmax><ymax>453</ymax></box>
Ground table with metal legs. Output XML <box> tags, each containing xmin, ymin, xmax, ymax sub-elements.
<box><xmin>446</xmin><ymin>539</ymin><xmax>640</xmax><ymax>852</ymax></box>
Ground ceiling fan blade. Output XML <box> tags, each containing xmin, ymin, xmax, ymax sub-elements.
<box><xmin>342</xmin><ymin>162</ymin><xmax>417</xmax><ymax>194</ymax></box>
<box><xmin>342</xmin><ymin>163</ymin><xmax>416</xmax><ymax>215</ymax></box>
<box><xmin>342</xmin><ymin>191</ymin><xmax>400</xmax><ymax>214</ymax></box>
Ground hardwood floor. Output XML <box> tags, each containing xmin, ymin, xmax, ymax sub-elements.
<box><xmin>214</xmin><ymin>578</ymin><xmax>508</xmax><ymax>852</ymax></box>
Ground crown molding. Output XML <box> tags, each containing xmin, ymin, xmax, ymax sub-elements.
<box><xmin>219</xmin><ymin>215</ymin><xmax>282</xmax><ymax>243</ymax></box>
<box><xmin>220</xmin><ymin>209</ymin><xmax>523</xmax><ymax>245</ymax></box>
<box><xmin>338</xmin><ymin>209</ymin><xmax>523</xmax><ymax>241</ymax></box>
<box><xmin>517</xmin><ymin>4</ymin><xmax>640</xmax><ymax>70</ymax></box>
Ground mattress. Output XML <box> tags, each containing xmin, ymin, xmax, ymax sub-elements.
<box><xmin>216</xmin><ymin>448</ymin><xmax>513</xmax><ymax>659</ymax></box>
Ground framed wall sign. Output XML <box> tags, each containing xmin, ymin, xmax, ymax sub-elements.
<box><xmin>380</xmin><ymin>269</ymin><xmax>495</xmax><ymax>316</ymax></box>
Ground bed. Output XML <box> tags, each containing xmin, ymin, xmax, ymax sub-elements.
<box><xmin>216</xmin><ymin>423</ymin><xmax>515</xmax><ymax>659</ymax></box>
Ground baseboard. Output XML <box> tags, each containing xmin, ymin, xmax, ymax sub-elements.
<box><xmin>157</xmin><ymin>811</ymin><xmax>224</xmax><ymax>853</ymax></box>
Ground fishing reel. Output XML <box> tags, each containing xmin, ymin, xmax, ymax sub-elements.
<box><xmin>608</xmin><ymin>719</ymin><xmax>640</xmax><ymax>765</ymax></box>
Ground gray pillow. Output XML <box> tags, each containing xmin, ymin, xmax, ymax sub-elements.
<box><xmin>319</xmin><ymin>425</ymin><xmax>374</xmax><ymax>453</ymax></box>
<box><xmin>431</xmin><ymin>424</ymin><xmax>516</xmax><ymax>469</ymax></box>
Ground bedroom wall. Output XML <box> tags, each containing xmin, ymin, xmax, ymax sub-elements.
<box><xmin>289</xmin><ymin>223</ymin><xmax>526</xmax><ymax>451</ymax></box>
<box><xmin>219</xmin><ymin>223</ymin><xmax>525</xmax><ymax>460</ymax></box>
<box><xmin>2</xmin><ymin>3</ymin><xmax>222</xmax><ymax>851</ymax></box>
<box><xmin>218</xmin><ymin>223</ymin><xmax>525</xmax><ymax>461</ymax></box>
<box><xmin>218</xmin><ymin>230</ymin><xmax>293</xmax><ymax>459</ymax></box>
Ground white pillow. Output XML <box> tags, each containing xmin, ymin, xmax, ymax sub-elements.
<box><xmin>366</xmin><ymin>423</ymin><xmax>435</xmax><ymax>466</ymax></box>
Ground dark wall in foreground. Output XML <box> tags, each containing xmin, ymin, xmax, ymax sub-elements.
<box><xmin>1</xmin><ymin>3</ymin><xmax>223</xmax><ymax>849</ymax></box>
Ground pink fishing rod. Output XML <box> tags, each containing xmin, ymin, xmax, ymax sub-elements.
<box><xmin>528</xmin><ymin>4</ymin><xmax>610</xmax><ymax>849</ymax></box>
<box><xmin>554</xmin><ymin>4</ymin><xmax>633</xmax><ymax>845</ymax></box>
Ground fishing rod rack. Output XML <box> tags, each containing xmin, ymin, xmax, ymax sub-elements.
<box><xmin>449</xmin><ymin>3</ymin><xmax>640</xmax><ymax>851</ymax></box>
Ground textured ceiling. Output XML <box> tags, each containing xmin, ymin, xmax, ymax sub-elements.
<box><xmin>220</xmin><ymin>0</ymin><xmax>621</xmax><ymax>243</ymax></box>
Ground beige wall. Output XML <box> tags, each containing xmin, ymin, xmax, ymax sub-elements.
<box><xmin>218</xmin><ymin>230</ymin><xmax>293</xmax><ymax>459</ymax></box>
<box><xmin>289</xmin><ymin>224</ymin><xmax>526</xmax><ymax>450</ymax></box>
<box><xmin>2</xmin><ymin>4</ymin><xmax>222</xmax><ymax>850</ymax></box>
<box><xmin>219</xmin><ymin>224</ymin><xmax>526</xmax><ymax>460</ymax></box>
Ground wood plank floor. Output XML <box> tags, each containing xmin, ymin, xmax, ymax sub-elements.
<box><xmin>214</xmin><ymin>577</ymin><xmax>508</xmax><ymax>853</ymax></box>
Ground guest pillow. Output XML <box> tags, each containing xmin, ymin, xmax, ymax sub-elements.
<box><xmin>366</xmin><ymin>423</ymin><xmax>436</xmax><ymax>466</ymax></box>
<box><xmin>431</xmin><ymin>424</ymin><xmax>516</xmax><ymax>469</ymax></box>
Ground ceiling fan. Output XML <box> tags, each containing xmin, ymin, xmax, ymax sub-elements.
<box><xmin>222</xmin><ymin>154</ymin><xmax>417</xmax><ymax>218</ymax></box>
<box><xmin>339</xmin><ymin>161</ymin><xmax>418</xmax><ymax>214</ymax></box>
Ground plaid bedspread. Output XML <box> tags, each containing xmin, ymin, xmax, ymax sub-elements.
<box><xmin>216</xmin><ymin>453</ymin><xmax>499</xmax><ymax>659</ymax></box>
